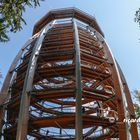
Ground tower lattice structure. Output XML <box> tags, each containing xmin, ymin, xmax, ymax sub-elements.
<box><xmin>0</xmin><ymin>8</ymin><xmax>138</xmax><ymax>140</ymax></box>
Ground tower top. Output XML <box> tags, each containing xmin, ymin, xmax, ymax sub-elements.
<box><xmin>33</xmin><ymin>7</ymin><xmax>104</xmax><ymax>37</ymax></box>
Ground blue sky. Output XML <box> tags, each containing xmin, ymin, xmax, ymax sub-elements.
<box><xmin>0</xmin><ymin>0</ymin><xmax>140</xmax><ymax>91</ymax></box>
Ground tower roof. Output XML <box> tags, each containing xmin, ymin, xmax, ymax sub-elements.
<box><xmin>33</xmin><ymin>7</ymin><xmax>104</xmax><ymax>37</ymax></box>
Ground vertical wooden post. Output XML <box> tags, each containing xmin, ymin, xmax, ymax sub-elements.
<box><xmin>96</xmin><ymin>32</ymin><xmax>129</xmax><ymax>139</ymax></box>
<box><xmin>73</xmin><ymin>19</ymin><xmax>83</xmax><ymax>140</ymax></box>
<box><xmin>0</xmin><ymin>39</ymin><xmax>34</xmax><ymax>139</ymax></box>
<box><xmin>16</xmin><ymin>21</ymin><xmax>55</xmax><ymax>140</ymax></box>
<box><xmin>117</xmin><ymin>64</ymin><xmax>138</xmax><ymax>140</ymax></box>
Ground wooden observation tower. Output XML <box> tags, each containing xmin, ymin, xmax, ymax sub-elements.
<box><xmin>0</xmin><ymin>8</ymin><xmax>138</xmax><ymax>140</ymax></box>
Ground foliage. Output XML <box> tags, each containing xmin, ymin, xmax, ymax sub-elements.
<box><xmin>0</xmin><ymin>0</ymin><xmax>44</xmax><ymax>42</ymax></box>
<box><xmin>133</xmin><ymin>90</ymin><xmax>140</xmax><ymax>135</ymax></box>
<box><xmin>135</xmin><ymin>8</ymin><xmax>140</xmax><ymax>26</ymax></box>
<box><xmin>133</xmin><ymin>90</ymin><xmax>140</xmax><ymax>119</ymax></box>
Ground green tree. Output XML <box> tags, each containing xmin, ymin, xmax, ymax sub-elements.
<box><xmin>135</xmin><ymin>8</ymin><xmax>140</xmax><ymax>26</ymax></box>
<box><xmin>0</xmin><ymin>0</ymin><xmax>44</xmax><ymax>42</ymax></box>
<box><xmin>133</xmin><ymin>90</ymin><xmax>140</xmax><ymax>136</ymax></box>
<box><xmin>133</xmin><ymin>90</ymin><xmax>140</xmax><ymax>119</ymax></box>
